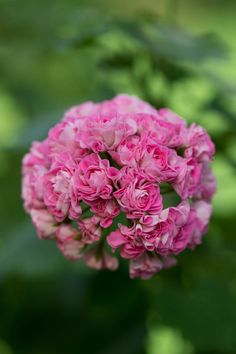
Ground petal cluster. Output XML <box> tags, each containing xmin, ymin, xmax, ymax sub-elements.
<box><xmin>22</xmin><ymin>94</ymin><xmax>216</xmax><ymax>279</ymax></box>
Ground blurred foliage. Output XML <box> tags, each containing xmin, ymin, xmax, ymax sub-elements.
<box><xmin>147</xmin><ymin>325</ymin><xmax>194</xmax><ymax>354</ymax></box>
<box><xmin>0</xmin><ymin>1</ymin><xmax>236</xmax><ymax>354</ymax></box>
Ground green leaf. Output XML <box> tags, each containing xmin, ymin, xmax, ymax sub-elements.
<box><xmin>117</xmin><ymin>19</ymin><xmax>226</xmax><ymax>63</ymax></box>
<box><xmin>0</xmin><ymin>222</ymin><xmax>64</xmax><ymax>279</ymax></box>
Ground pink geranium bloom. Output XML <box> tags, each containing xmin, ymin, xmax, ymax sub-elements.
<box><xmin>63</xmin><ymin>101</ymin><xmax>98</xmax><ymax>121</ymax></box>
<box><xmin>56</xmin><ymin>224</ymin><xmax>84</xmax><ymax>260</ymax></box>
<box><xmin>139</xmin><ymin>144</ymin><xmax>185</xmax><ymax>182</ymax></box>
<box><xmin>173</xmin><ymin>158</ymin><xmax>202</xmax><ymax>199</ymax></box>
<box><xmin>129</xmin><ymin>253</ymin><xmax>177</xmax><ymax>279</ymax></box>
<box><xmin>195</xmin><ymin>162</ymin><xmax>217</xmax><ymax>201</ymax></box>
<box><xmin>78</xmin><ymin>215</ymin><xmax>101</xmax><ymax>243</ymax></box>
<box><xmin>129</xmin><ymin>253</ymin><xmax>163</xmax><ymax>279</ymax></box>
<box><xmin>30</xmin><ymin>208</ymin><xmax>57</xmax><ymax>240</ymax></box>
<box><xmin>137</xmin><ymin>110</ymin><xmax>186</xmax><ymax>148</ymax></box>
<box><xmin>22</xmin><ymin>94</ymin><xmax>216</xmax><ymax>279</ymax></box>
<box><xmin>22</xmin><ymin>139</ymin><xmax>51</xmax><ymax>211</ymax></box>
<box><xmin>142</xmin><ymin>201</ymin><xmax>191</xmax><ymax>255</ymax></box>
<box><xmin>72</xmin><ymin>153</ymin><xmax>113</xmax><ymax>203</ymax></box>
<box><xmin>43</xmin><ymin>152</ymin><xmax>81</xmax><ymax>222</ymax></box>
<box><xmin>100</xmin><ymin>94</ymin><xmax>158</xmax><ymax>115</ymax></box>
<box><xmin>48</xmin><ymin>120</ymin><xmax>88</xmax><ymax>161</ymax></box>
<box><xmin>114</xmin><ymin>167</ymin><xmax>163</xmax><ymax>218</ymax></box>
<box><xmin>183</xmin><ymin>124</ymin><xmax>215</xmax><ymax>162</ymax></box>
<box><xmin>187</xmin><ymin>201</ymin><xmax>212</xmax><ymax>248</ymax></box>
<box><xmin>84</xmin><ymin>248</ymin><xmax>119</xmax><ymax>271</ymax></box>
<box><xmin>90</xmin><ymin>198</ymin><xmax>120</xmax><ymax>228</ymax></box>
<box><xmin>76</xmin><ymin>112</ymin><xmax>137</xmax><ymax>152</ymax></box>
<box><xmin>107</xmin><ymin>224</ymin><xmax>146</xmax><ymax>259</ymax></box>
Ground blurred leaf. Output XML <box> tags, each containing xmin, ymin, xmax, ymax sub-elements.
<box><xmin>54</xmin><ymin>15</ymin><xmax>226</xmax><ymax>65</ymax></box>
<box><xmin>0</xmin><ymin>222</ymin><xmax>64</xmax><ymax>279</ymax></box>
<box><xmin>0</xmin><ymin>88</ymin><xmax>26</xmax><ymax>148</ymax></box>
<box><xmin>147</xmin><ymin>272</ymin><xmax>236</xmax><ymax>352</ymax></box>
<box><xmin>57</xmin><ymin>23</ymin><xmax>111</xmax><ymax>51</ymax></box>
<box><xmin>13</xmin><ymin>110</ymin><xmax>63</xmax><ymax>149</ymax></box>
<box><xmin>212</xmin><ymin>155</ymin><xmax>236</xmax><ymax>217</ymax></box>
<box><xmin>167</xmin><ymin>77</ymin><xmax>216</xmax><ymax>119</ymax></box>
<box><xmin>117</xmin><ymin>20</ymin><xmax>226</xmax><ymax>63</ymax></box>
<box><xmin>147</xmin><ymin>326</ymin><xmax>194</xmax><ymax>354</ymax></box>
<box><xmin>0</xmin><ymin>339</ymin><xmax>13</xmax><ymax>354</ymax></box>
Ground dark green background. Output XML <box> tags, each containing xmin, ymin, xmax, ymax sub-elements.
<box><xmin>0</xmin><ymin>1</ymin><xmax>236</xmax><ymax>353</ymax></box>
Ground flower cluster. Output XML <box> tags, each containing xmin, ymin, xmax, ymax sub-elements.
<box><xmin>22</xmin><ymin>94</ymin><xmax>216</xmax><ymax>279</ymax></box>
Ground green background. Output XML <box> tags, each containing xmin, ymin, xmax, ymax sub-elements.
<box><xmin>0</xmin><ymin>1</ymin><xmax>236</xmax><ymax>353</ymax></box>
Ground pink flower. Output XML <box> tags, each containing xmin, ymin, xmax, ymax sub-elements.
<box><xmin>162</xmin><ymin>256</ymin><xmax>177</xmax><ymax>269</ymax></box>
<box><xmin>158</xmin><ymin>108</ymin><xmax>186</xmax><ymax>126</ymax></box>
<box><xmin>142</xmin><ymin>201</ymin><xmax>191</xmax><ymax>255</ymax></box>
<box><xmin>136</xmin><ymin>111</ymin><xmax>186</xmax><ymax>148</ymax></box>
<box><xmin>108</xmin><ymin>202</ymin><xmax>190</xmax><ymax>258</ymax></box>
<box><xmin>72</xmin><ymin>153</ymin><xmax>113</xmax><ymax>203</ymax></box>
<box><xmin>100</xmin><ymin>94</ymin><xmax>158</xmax><ymax>115</ymax></box>
<box><xmin>183</xmin><ymin>124</ymin><xmax>215</xmax><ymax>162</ymax></box>
<box><xmin>84</xmin><ymin>248</ymin><xmax>119</xmax><ymax>270</ymax></box>
<box><xmin>173</xmin><ymin>158</ymin><xmax>202</xmax><ymax>199</ymax></box>
<box><xmin>114</xmin><ymin>168</ymin><xmax>163</xmax><ymax>219</ymax></box>
<box><xmin>30</xmin><ymin>208</ymin><xmax>57</xmax><ymax>239</ymax></box>
<box><xmin>129</xmin><ymin>253</ymin><xmax>163</xmax><ymax>279</ymax></box>
<box><xmin>48</xmin><ymin>120</ymin><xmax>88</xmax><ymax>160</ymax></box>
<box><xmin>56</xmin><ymin>224</ymin><xmax>84</xmax><ymax>260</ymax></box>
<box><xmin>22</xmin><ymin>140</ymin><xmax>50</xmax><ymax>211</ymax></box>
<box><xmin>76</xmin><ymin>112</ymin><xmax>137</xmax><ymax>152</ymax></box>
<box><xmin>43</xmin><ymin>153</ymin><xmax>81</xmax><ymax>222</ymax></box>
<box><xmin>63</xmin><ymin>101</ymin><xmax>98</xmax><ymax>121</ymax></box>
<box><xmin>107</xmin><ymin>224</ymin><xmax>145</xmax><ymax>259</ymax></box>
<box><xmin>78</xmin><ymin>215</ymin><xmax>101</xmax><ymax>243</ymax></box>
<box><xmin>187</xmin><ymin>201</ymin><xmax>212</xmax><ymax>248</ymax></box>
<box><xmin>22</xmin><ymin>139</ymin><xmax>51</xmax><ymax>172</ymax></box>
<box><xmin>195</xmin><ymin>162</ymin><xmax>217</xmax><ymax>201</ymax></box>
<box><xmin>22</xmin><ymin>165</ymin><xmax>47</xmax><ymax>212</ymax></box>
<box><xmin>129</xmin><ymin>252</ymin><xmax>177</xmax><ymax>280</ymax></box>
<box><xmin>90</xmin><ymin>198</ymin><xmax>120</xmax><ymax>228</ymax></box>
<box><xmin>109</xmin><ymin>135</ymin><xmax>141</xmax><ymax>167</ymax></box>
<box><xmin>63</xmin><ymin>94</ymin><xmax>157</xmax><ymax>122</ymax></box>
<box><xmin>139</xmin><ymin>214</ymin><xmax>162</xmax><ymax>233</ymax></box>
<box><xmin>22</xmin><ymin>94</ymin><xmax>216</xmax><ymax>279</ymax></box>
<box><xmin>139</xmin><ymin>144</ymin><xmax>184</xmax><ymax>182</ymax></box>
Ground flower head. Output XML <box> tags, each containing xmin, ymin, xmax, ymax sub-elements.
<box><xmin>22</xmin><ymin>94</ymin><xmax>216</xmax><ymax>279</ymax></box>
